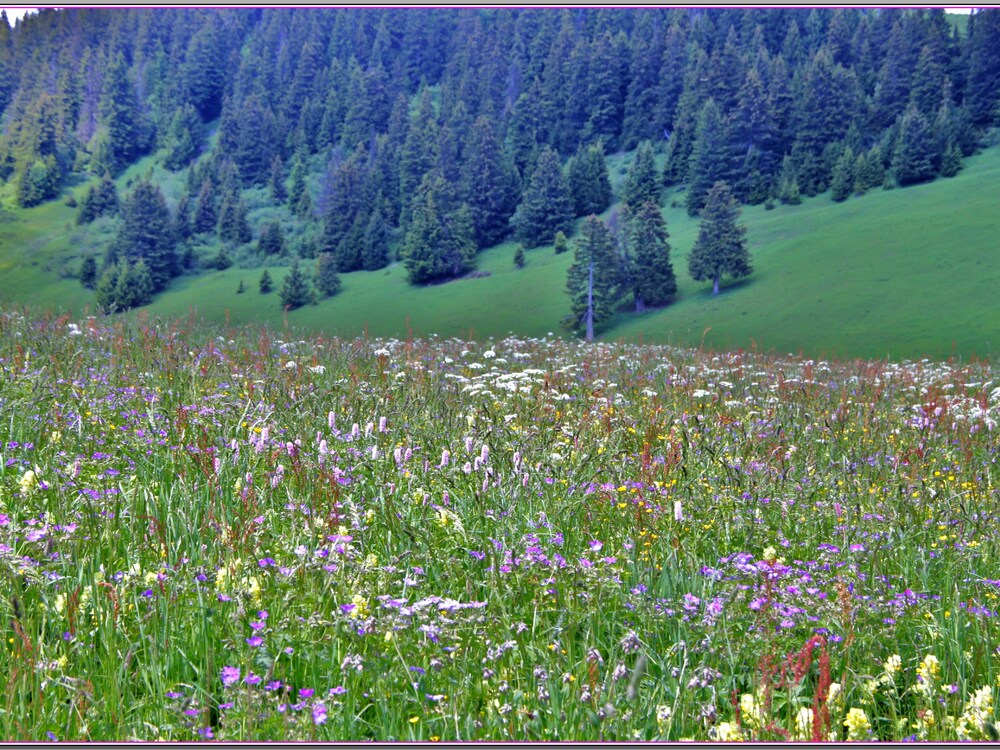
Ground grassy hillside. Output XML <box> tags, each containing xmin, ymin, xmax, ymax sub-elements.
<box><xmin>1</xmin><ymin>146</ymin><xmax>999</xmax><ymax>360</ymax></box>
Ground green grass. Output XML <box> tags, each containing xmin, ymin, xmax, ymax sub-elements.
<box><xmin>2</xmin><ymin>147</ymin><xmax>999</xmax><ymax>360</ymax></box>
<box><xmin>1</xmin><ymin>309</ymin><xmax>999</xmax><ymax>740</ymax></box>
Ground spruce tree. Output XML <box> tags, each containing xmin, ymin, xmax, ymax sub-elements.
<box><xmin>940</xmin><ymin>141</ymin><xmax>962</xmax><ymax>178</ymax></box>
<box><xmin>892</xmin><ymin>105</ymin><xmax>938</xmax><ymax>186</ymax></box>
<box><xmin>685</xmin><ymin>100</ymin><xmax>734</xmax><ymax>215</ymax></box>
<box><xmin>403</xmin><ymin>174</ymin><xmax>476</xmax><ymax>284</ymax></box>
<box><xmin>79</xmin><ymin>256</ymin><xmax>97</xmax><ymax>290</ymax></box>
<box><xmin>164</xmin><ymin>104</ymin><xmax>201</xmax><ymax>171</ymax></box>
<box><xmin>269</xmin><ymin>156</ymin><xmax>287</xmax><ymax>203</ymax></box>
<box><xmin>553</xmin><ymin>231</ymin><xmax>569</xmax><ymax>255</ymax></box>
<box><xmin>259</xmin><ymin>269</ymin><xmax>273</xmax><ymax>294</ymax></box>
<box><xmin>567</xmin><ymin>142</ymin><xmax>612</xmax><ymax>218</ymax></box>
<box><xmin>314</xmin><ymin>252</ymin><xmax>342</xmax><ymax>298</ymax></box>
<box><xmin>511</xmin><ymin>147</ymin><xmax>574</xmax><ymax>249</ymax></box>
<box><xmin>258</xmin><ymin>221</ymin><xmax>286</xmax><ymax>256</ymax></box>
<box><xmin>688</xmin><ymin>181</ymin><xmax>752</xmax><ymax>296</ymax></box>
<box><xmin>626</xmin><ymin>201</ymin><xmax>676</xmax><ymax>311</ymax></box>
<box><xmin>830</xmin><ymin>147</ymin><xmax>855</xmax><ymax>202</ymax></box>
<box><xmin>566</xmin><ymin>215</ymin><xmax>622</xmax><ymax>342</ymax></box>
<box><xmin>193</xmin><ymin>180</ymin><xmax>217</xmax><ymax>234</ymax></box>
<box><xmin>111</xmin><ymin>180</ymin><xmax>177</xmax><ymax>292</ymax></box>
<box><xmin>279</xmin><ymin>260</ymin><xmax>312</xmax><ymax>310</ymax></box>
<box><xmin>218</xmin><ymin>194</ymin><xmax>252</xmax><ymax>245</ymax></box>
<box><xmin>513</xmin><ymin>245</ymin><xmax>526</xmax><ymax>269</ymax></box>
<box><xmin>465</xmin><ymin>115</ymin><xmax>519</xmax><ymax>249</ymax></box>
<box><xmin>623</xmin><ymin>140</ymin><xmax>661</xmax><ymax>209</ymax></box>
<box><xmin>362</xmin><ymin>205</ymin><xmax>390</xmax><ymax>271</ymax></box>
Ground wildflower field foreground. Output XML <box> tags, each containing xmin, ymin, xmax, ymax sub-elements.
<box><xmin>2</xmin><ymin>310</ymin><xmax>1000</xmax><ymax>742</ymax></box>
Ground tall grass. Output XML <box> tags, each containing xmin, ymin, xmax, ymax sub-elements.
<box><xmin>0</xmin><ymin>308</ymin><xmax>998</xmax><ymax>740</ymax></box>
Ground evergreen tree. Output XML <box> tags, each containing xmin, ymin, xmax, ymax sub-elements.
<box><xmin>830</xmin><ymin>146</ymin><xmax>855</xmax><ymax>202</ymax></box>
<box><xmin>940</xmin><ymin>141</ymin><xmax>963</xmax><ymax>178</ymax></box>
<box><xmin>465</xmin><ymin>115</ymin><xmax>519</xmax><ymax>249</ymax></box>
<box><xmin>362</xmin><ymin>205</ymin><xmax>390</xmax><ymax>271</ymax></box>
<box><xmin>279</xmin><ymin>260</ymin><xmax>312</xmax><ymax>310</ymax></box>
<box><xmin>626</xmin><ymin>201</ymin><xmax>676</xmax><ymax>310</ymax></box>
<box><xmin>259</xmin><ymin>269</ymin><xmax>273</xmax><ymax>294</ymax></box>
<box><xmin>403</xmin><ymin>174</ymin><xmax>476</xmax><ymax>284</ymax></box>
<box><xmin>892</xmin><ymin>105</ymin><xmax>937</xmax><ymax>186</ymax></box>
<box><xmin>567</xmin><ymin>142</ymin><xmax>612</xmax><ymax>218</ymax></box>
<box><xmin>965</xmin><ymin>9</ymin><xmax>1000</xmax><ymax>126</ymax></box>
<box><xmin>98</xmin><ymin>52</ymin><xmax>143</xmax><ymax>175</ymax></box>
<box><xmin>688</xmin><ymin>181</ymin><xmax>752</xmax><ymax>296</ymax></box>
<box><xmin>110</xmin><ymin>180</ymin><xmax>177</xmax><ymax>292</ymax></box>
<box><xmin>513</xmin><ymin>245</ymin><xmax>525</xmax><ymax>269</ymax></box>
<box><xmin>193</xmin><ymin>180</ymin><xmax>217</xmax><ymax>234</ymax></box>
<box><xmin>623</xmin><ymin>140</ymin><xmax>661</xmax><ymax>209</ymax></box>
<box><xmin>236</xmin><ymin>280</ymin><xmax>245</xmax><ymax>294</ymax></box>
<box><xmin>79</xmin><ymin>255</ymin><xmax>98</xmax><ymax>290</ymax></box>
<box><xmin>258</xmin><ymin>221</ymin><xmax>286</xmax><ymax>256</ymax></box>
<box><xmin>335</xmin><ymin>212</ymin><xmax>367</xmax><ymax>272</ymax></box>
<box><xmin>314</xmin><ymin>252</ymin><xmax>342</xmax><ymax>298</ymax></box>
<box><xmin>218</xmin><ymin>194</ymin><xmax>252</xmax><ymax>245</ymax></box>
<box><xmin>268</xmin><ymin>156</ymin><xmax>287</xmax><ymax>203</ymax></box>
<box><xmin>566</xmin><ymin>215</ymin><xmax>622</xmax><ymax>342</ymax></box>
<box><xmin>76</xmin><ymin>173</ymin><xmax>119</xmax><ymax>225</ymax></box>
<box><xmin>685</xmin><ymin>99</ymin><xmax>735</xmax><ymax>215</ymax></box>
<box><xmin>399</xmin><ymin>87</ymin><xmax>440</xmax><ymax>224</ymax></box>
<box><xmin>164</xmin><ymin>103</ymin><xmax>202</xmax><ymax>171</ymax></box>
<box><xmin>510</xmin><ymin>147</ymin><xmax>574</xmax><ymax>249</ymax></box>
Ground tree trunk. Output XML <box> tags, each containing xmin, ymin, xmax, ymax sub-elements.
<box><xmin>713</xmin><ymin>276</ymin><xmax>720</xmax><ymax>296</ymax></box>
<box><xmin>585</xmin><ymin>261</ymin><xmax>594</xmax><ymax>342</ymax></box>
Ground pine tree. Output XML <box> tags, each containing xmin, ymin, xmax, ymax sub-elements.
<box><xmin>626</xmin><ymin>201</ymin><xmax>676</xmax><ymax>310</ymax></box>
<box><xmin>164</xmin><ymin>103</ymin><xmax>202</xmax><ymax>171</ymax></box>
<box><xmin>513</xmin><ymin>245</ymin><xmax>526</xmax><ymax>269</ymax></box>
<box><xmin>688</xmin><ymin>181</ymin><xmax>752</xmax><ymax>296</ymax></box>
<box><xmin>98</xmin><ymin>52</ymin><xmax>142</xmax><ymax>174</ymax></box>
<box><xmin>362</xmin><ymin>205</ymin><xmax>390</xmax><ymax>271</ymax></box>
<box><xmin>268</xmin><ymin>156</ymin><xmax>287</xmax><ymax>203</ymax></box>
<box><xmin>279</xmin><ymin>260</ymin><xmax>312</xmax><ymax>310</ymax></box>
<box><xmin>403</xmin><ymin>174</ymin><xmax>476</xmax><ymax>284</ymax></box>
<box><xmin>193</xmin><ymin>180</ymin><xmax>217</xmax><ymax>234</ymax></box>
<box><xmin>686</xmin><ymin>99</ymin><xmax>735</xmax><ymax>215</ymax></box>
<box><xmin>314</xmin><ymin>252</ymin><xmax>342</xmax><ymax>298</ymax></box>
<box><xmin>623</xmin><ymin>140</ymin><xmax>661</xmax><ymax>209</ymax></box>
<box><xmin>258</xmin><ymin>221</ymin><xmax>286</xmax><ymax>256</ymax></box>
<box><xmin>465</xmin><ymin>115</ymin><xmax>519</xmax><ymax>249</ymax></box>
<box><xmin>218</xmin><ymin>194</ymin><xmax>252</xmax><ymax>245</ymax></box>
<box><xmin>830</xmin><ymin>146</ymin><xmax>855</xmax><ymax>202</ymax></box>
<box><xmin>940</xmin><ymin>141</ymin><xmax>962</xmax><ymax>178</ymax></box>
<box><xmin>110</xmin><ymin>180</ymin><xmax>177</xmax><ymax>292</ymax></box>
<box><xmin>79</xmin><ymin>256</ymin><xmax>97</xmax><ymax>290</ymax></box>
<box><xmin>511</xmin><ymin>147</ymin><xmax>574</xmax><ymax>249</ymax></box>
<box><xmin>892</xmin><ymin>105</ymin><xmax>937</xmax><ymax>186</ymax></box>
<box><xmin>567</xmin><ymin>142</ymin><xmax>612</xmax><ymax>218</ymax></box>
<box><xmin>76</xmin><ymin>173</ymin><xmax>119</xmax><ymax>225</ymax></box>
<box><xmin>259</xmin><ymin>269</ymin><xmax>273</xmax><ymax>294</ymax></box>
<box><xmin>566</xmin><ymin>215</ymin><xmax>622</xmax><ymax>342</ymax></box>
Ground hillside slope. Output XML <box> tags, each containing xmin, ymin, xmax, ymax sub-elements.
<box><xmin>3</xmin><ymin>145</ymin><xmax>997</xmax><ymax>361</ymax></box>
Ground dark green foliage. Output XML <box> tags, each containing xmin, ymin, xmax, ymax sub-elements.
<box><xmin>15</xmin><ymin>156</ymin><xmax>60</xmax><ymax>207</ymax></box>
<box><xmin>96</xmin><ymin>53</ymin><xmax>143</xmax><ymax>175</ymax></box>
<box><xmin>94</xmin><ymin>259</ymin><xmax>153</xmax><ymax>312</ymax></box>
<box><xmin>217</xmin><ymin>194</ymin><xmax>252</xmax><ymax>245</ymax></box>
<box><xmin>940</xmin><ymin>141</ymin><xmax>963</xmax><ymax>178</ymax></box>
<box><xmin>163</xmin><ymin>104</ymin><xmax>202</xmax><ymax>171</ymax></box>
<box><xmin>626</xmin><ymin>201</ymin><xmax>676</xmax><ymax>310</ymax></box>
<box><xmin>193</xmin><ymin>180</ymin><xmax>217</xmax><ymax>234</ymax></box>
<box><xmin>465</xmin><ymin>116</ymin><xmax>519</xmax><ymax>249</ymax></box>
<box><xmin>686</xmin><ymin>101</ymin><xmax>734</xmax><ymax>215</ymax></box>
<box><xmin>362</xmin><ymin>206</ymin><xmax>390</xmax><ymax>271</ymax></box>
<box><xmin>79</xmin><ymin>256</ymin><xmax>97</xmax><ymax>290</ymax></box>
<box><xmin>258</xmin><ymin>221</ymin><xmax>286</xmax><ymax>256</ymax></box>
<box><xmin>76</xmin><ymin>173</ymin><xmax>119</xmax><ymax>224</ymax></box>
<box><xmin>965</xmin><ymin>9</ymin><xmax>1000</xmax><ymax>126</ymax></box>
<box><xmin>236</xmin><ymin>280</ymin><xmax>245</xmax><ymax>294</ymax></box>
<box><xmin>269</xmin><ymin>156</ymin><xmax>287</xmax><ymax>203</ymax></box>
<box><xmin>623</xmin><ymin>140</ymin><xmax>661</xmax><ymax>210</ymax></box>
<box><xmin>403</xmin><ymin>174</ymin><xmax>476</xmax><ymax>284</ymax></box>
<box><xmin>830</xmin><ymin>147</ymin><xmax>855</xmax><ymax>202</ymax></box>
<box><xmin>210</xmin><ymin>247</ymin><xmax>233</xmax><ymax>270</ymax></box>
<box><xmin>688</xmin><ymin>181</ymin><xmax>752</xmax><ymax>296</ymax></box>
<box><xmin>892</xmin><ymin>105</ymin><xmax>938</xmax><ymax>186</ymax></box>
<box><xmin>314</xmin><ymin>252</ymin><xmax>342</xmax><ymax>298</ymax></box>
<box><xmin>259</xmin><ymin>269</ymin><xmax>273</xmax><ymax>294</ymax></box>
<box><xmin>511</xmin><ymin>147</ymin><xmax>574</xmax><ymax>249</ymax></box>
<box><xmin>566</xmin><ymin>215</ymin><xmax>623</xmax><ymax>341</ymax></box>
<box><xmin>513</xmin><ymin>245</ymin><xmax>525</xmax><ymax>269</ymax></box>
<box><xmin>567</xmin><ymin>142</ymin><xmax>612</xmax><ymax>218</ymax></box>
<box><xmin>778</xmin><ymin>156</ymin><xmax>802</xmax><ymax>205</ymax></box>
<box><xmin>279</xmin><ymin>260</ymin><xmax>312</xmax><ymax>310</ymax></box>
<box><xmin>109</xmin><ymin>180</ymin><xmax>177</xmax><ymax>292</ymax></box>
<box><xmin>335</xmin><ymin>213</ymin><xmax>366</xmax><ymax>273</ymax></box>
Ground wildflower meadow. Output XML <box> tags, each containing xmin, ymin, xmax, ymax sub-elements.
<box><xmin>2</xmin><ymin>308</ymin><xmax>1000</xmax><ymax>741</ymax></box>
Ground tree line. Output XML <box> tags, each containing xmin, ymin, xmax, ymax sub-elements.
<box><xmin>1</xmin><ymin>8</ymin><xmax>998</xmax><ymax>320</ymax></box>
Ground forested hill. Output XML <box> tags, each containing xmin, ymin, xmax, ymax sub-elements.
<box><xmin>1</xmin><ymin>7</ymin><xmax>999</xmax><ymax>319</ymax></box>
